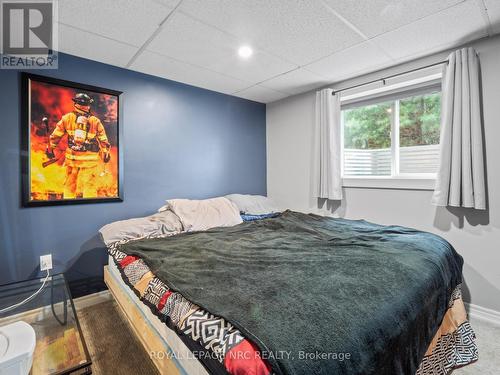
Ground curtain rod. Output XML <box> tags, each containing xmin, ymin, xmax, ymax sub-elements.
<box><xmin>331</xmin><ymin>59</ymin><xmax>448</xmax><ymax>96</ymax></box>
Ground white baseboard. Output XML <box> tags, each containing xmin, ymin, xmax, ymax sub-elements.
<box><xmin>74</xmin><ymin>290</ymin><xmax>112</xmax><ymax>311</ymax></box>
<box><xmin>466</xmin><ymin>302</ymin><xmax>500</xmax><ymax>326</ymax></box>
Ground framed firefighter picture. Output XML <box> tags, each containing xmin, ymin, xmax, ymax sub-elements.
<box><xmin>22</xmin><ymin>73</ymin><xmax>123</xmax><ymax>206</ymax></box>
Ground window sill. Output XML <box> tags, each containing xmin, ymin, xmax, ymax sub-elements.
<box><xmin>342</xmin><ymin>176</ymin><xmax>435</xmax><ymax>190</ymax></box>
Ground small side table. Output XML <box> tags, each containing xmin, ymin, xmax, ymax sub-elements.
<box><xmin>0</xmin><ymin>273</ymin><xmax>92</xmax><ymax>374</ymax></box>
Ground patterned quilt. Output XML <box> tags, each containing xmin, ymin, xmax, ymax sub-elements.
<box><xmin>108</xmin><ymin>238</ymin><xmax>271</xmax><ymax>375</ymax></box>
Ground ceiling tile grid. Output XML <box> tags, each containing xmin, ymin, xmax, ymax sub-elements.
<box><xmin>303</xmin><ymin>41</ymin><xmax>393</xmax><ymax>82</ymax></box>
<box><xmin>260</xmin><ymin>68</ymin><xmax>330</xmax><ymax>95</ymax></box>
<box><xmin>321</xmin><ymin>0</ymin><xmax>466</xmax><ymax>38</ymax></box>
<box><xmin>233</xmin><ymin>85</ymin><xmax>289</xmax><ymax>103</ymax></box>
<box><xmin>131</xmin><ymin>50</ymin><xmax>250</xmax><ymax>94</ymax></box>
<box><xmin>177</xmin><ymin>0</ymin><xmax>365</xmax><ymax>66</ymax></box>
<box><xmin>372</xmin><ymin>0</ymin><xmax>488</xmax><ymax>61</ymax></box>
<box><xmin>58</xmin><ymin>24</ymin><xmax>139</xmax><ymax>67</ymax></box>
<box><xmin>58</xmin><ymin>0</ymin><xmax>175</xmax><ymax>47</ymax></box>
<box><xmin>146</xmin><ymin>11</ymin><xmax>297</xmax><ymax>83</ymax></box>
<box><xmin>56</xmin><ymin>0</ymin><xmax>497</xmax><ymax>103</ymax></box>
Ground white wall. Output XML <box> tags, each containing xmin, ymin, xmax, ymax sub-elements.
<box><xmin>267</xmin><ymin>35</ymin><xmax>500</xmax><ymax>312</ymax></box>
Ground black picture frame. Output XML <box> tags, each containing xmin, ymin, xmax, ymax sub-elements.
<box><xmin>21</xmin><ymin>73</ymin><xmax>123</xmax><ymax>207</ymax></box>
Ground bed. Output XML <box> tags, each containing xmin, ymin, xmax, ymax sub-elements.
<box><xmin>101</xmin><ymin>196</ymin><xmax>478</xmax><ymax>375</ymax></box>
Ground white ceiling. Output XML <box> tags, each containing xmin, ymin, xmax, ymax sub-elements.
<box><xmin>57</xmin><ymin>0</ymin><xmax>499</xmax><ymax>103</ymax></box>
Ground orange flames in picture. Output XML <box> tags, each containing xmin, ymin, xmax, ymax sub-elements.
<box><xmin>29</xmin><ymin>80</ymin><xmax>119</xmax><ymax>201</ymax></box>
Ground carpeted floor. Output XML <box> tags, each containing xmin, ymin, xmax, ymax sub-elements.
<box><xmin>79</xmin><ymin>301</ymin><xmax>498</xmax><ymax>375</ymax></box>
<box><xmin>78</xmin><ymin>300</ymin><xmax>159</xmax><ymax>375</ymax></box>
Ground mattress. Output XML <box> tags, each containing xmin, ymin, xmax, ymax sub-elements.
<box><xmin>107</xmin><ymin>256</ymin><xmax>209</xmax><ymax>375</ymax></box>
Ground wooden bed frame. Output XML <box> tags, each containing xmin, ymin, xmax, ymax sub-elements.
<box><xmin>103</xmin><ymin>266</ymin><xmax>183</xmax><ymax>375</ymax></box>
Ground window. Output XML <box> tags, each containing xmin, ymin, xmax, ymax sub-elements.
<box><xmin>341</xmin><ymin>86</ymin><xmax>441</xmax><ymax>189</ymax></box>
<box><xmin>399</xmin><ymin>93</ymin><xmax>441</xmax><ymax>174</ymax></box>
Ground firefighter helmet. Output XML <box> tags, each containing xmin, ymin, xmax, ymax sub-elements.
<box><xmin>72</xmin><ymin>93</ymin><xmax>94</xmax><ymax>105</ymax></box>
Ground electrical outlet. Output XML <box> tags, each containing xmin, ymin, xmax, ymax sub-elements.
<box><xmin>40</xmin><ymin>254</ymin><xmax>52</xmax><ymax>271</ymax></box>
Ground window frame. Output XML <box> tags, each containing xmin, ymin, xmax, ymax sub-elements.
<box><xmin>340</xmin><ymin>77</ymin><xmax>441</xmax><ymax>190</ymax></box>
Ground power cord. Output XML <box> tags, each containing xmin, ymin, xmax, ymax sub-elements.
<box><xmin>0</xmin><ymin>270</ymin><xmax>51</xmax><ymax>314</ymax></box>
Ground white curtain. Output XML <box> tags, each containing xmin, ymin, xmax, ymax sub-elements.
<box><xmin>312</xmin><ymin>89</ymin><xmax>342</xmax><ymax>200</ymax></box>
<box><xmin>432</xmin><ymin>47</ymin><xmax>486</xmax><ymax>209</ymax></box>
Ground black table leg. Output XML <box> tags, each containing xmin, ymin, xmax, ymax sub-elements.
<box><xmin>51</xmin><ymin>276</ymin><xmax>68</xmax><ymax>326</ymax></box>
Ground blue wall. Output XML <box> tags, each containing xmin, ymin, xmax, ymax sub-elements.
<box><xmin>0</xmin><ymin>53</ymin><xmax>266</xmax><ymax>294</ymax></box>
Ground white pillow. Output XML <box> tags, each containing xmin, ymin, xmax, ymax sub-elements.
<box><xmin>225</xmin><ymin>194</ymin><xmax>282</xmax><ymax>215</ymax></box>
<box><xmin>99</xmin><ymin>210</ymin><xmax>183</xmax><ymax>246</ymax></box>
<box><xmin>165</xmin><ymin>197</ymin><xmax>242</xmax><ymax>232</ymax></box>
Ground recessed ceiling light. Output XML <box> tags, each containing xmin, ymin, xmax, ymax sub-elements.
<box><xmin>238</xmin><ymin>45</ymin><xmax>253</xmax><ymax>59</ymax></box>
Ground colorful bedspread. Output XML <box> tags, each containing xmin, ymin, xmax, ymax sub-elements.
<box><xmin>107</xmin><ymin>211</ymin><xmax>477</xmax><ymax>375</ymax></box>
<box><xmin>108</xmin><ymin>241</ymin><xmax>271</xmax><ymax>375</ymax></box>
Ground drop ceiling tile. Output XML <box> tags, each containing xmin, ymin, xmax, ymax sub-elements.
<box><xmin>151</xmin><ymin>0</ymin><xmax>182</xmax><ymax>7</ymax></box>
<box><xmin>58</xmin><ymin>24</ymin><xmax>138</xmax><ymax>67</ymax></box>
<box><xmin>261</xmin><ymin>68</ymin><xmax>329</xmax><ymax>95</ymax></box>
<box><xmin>373</xmin><ymin>0</ymin><xmax>488</xmax><ymax>61</ymax></box>
<box><xmin>322</xmin><ymin>0</ymin><xmax>465</xmax><ymax>37</ymax></box>
<box><xmin>233</xmin><ymin>85</ymin><xmax>289</xmax><ymax>103</ymax></box>
<box><xmin>130</xmin><ymin>50</ymin><xmax>250</xmax><ymax>94</ymax></box>
<box><xmin>59</xmin><ymin>0</ymin><xmax>174</xmax><ymax>47</ymax></box>
<box><xmin>147</xmin><ymin>12</ymin><xmax>296</xmax><ymax>83</ymax></box>
<box><xmin>178</xmin><ymin>0</ymin><xmax>363</xmax><ymax>66</ymax></box>
<box><xmin>485</xmin><ymin>0</ymin><xmax>500</xmax><ymax>34</ymax></box>
<box><xmin>304</xmin><ymin>41</ymin><xmax>393</xmax><ymax>82</ymax></box>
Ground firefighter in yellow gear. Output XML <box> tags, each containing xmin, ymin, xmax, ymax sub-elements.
<box><xmin>46</xmin><ymin>93</ymin><xmax>111</xmax><ymax>199</ymax></box>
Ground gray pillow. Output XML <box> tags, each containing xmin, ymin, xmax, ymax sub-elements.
<box><xmin>99</xmin><ymin>210</ymin><xmax>183</xmax><ymax>246</ymax></box>
<box><xmin>224</xmin><ymin>194</ymin><xmax>282</xmax><ymax>215</ymax></box>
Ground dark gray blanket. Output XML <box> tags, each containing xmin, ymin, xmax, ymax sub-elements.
<box><xmin>119</xmin><ymin>211</ymin><xmax>463</xmax><ymax>375</ymax></box>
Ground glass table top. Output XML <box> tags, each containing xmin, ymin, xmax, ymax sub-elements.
<box><xmin>0</xmin><ymin>273</ymin><xmax>91</xmax><ymax>374</ymax></box>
